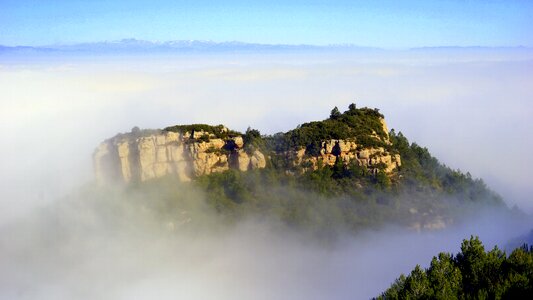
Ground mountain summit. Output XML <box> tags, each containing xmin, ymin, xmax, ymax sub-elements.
<box><xmin>93</xmin><ymin>104</ymin><xmax>505</xmax><ymax>231</ymax></box>
<box><xmin>94</xmin><ymin>105</ymin><xmax>399</xmax><ymax>184</ymax></box>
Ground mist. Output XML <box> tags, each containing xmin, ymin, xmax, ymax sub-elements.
<box><xmin>1</xmin><ymin>48</ymin><xmax>533</xmax><ymax>298</ymax></box>
<box><xmin>1</xmin><ymin>181</ymin><xmax>531</xmax><ymax>300</ymax></box>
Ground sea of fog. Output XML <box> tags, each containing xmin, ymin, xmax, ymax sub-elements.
<box><xmin>1</xmin><ymin>190</ymin><xmax>530</xmax><ymax>300</ymax></box>
<box><xmin>1</xmin><ymin>48</ymin><xmax>532</xmax><ymax>299</ymax></box>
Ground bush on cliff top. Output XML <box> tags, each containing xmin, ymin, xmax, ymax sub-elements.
<box><xmin>163</xmin><ymin>124</ymin><xmax>241</xmax><ymax>139</ymax></box>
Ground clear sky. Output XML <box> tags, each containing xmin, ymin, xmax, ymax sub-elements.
<box><xmin>1</xmin><ymin>0</ymin><xmax>532</xmax><ymax>47</ymax></box>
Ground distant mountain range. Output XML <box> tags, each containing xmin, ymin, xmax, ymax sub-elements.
<box><xmin>0</xmin><ymin>39</ymin><xmax>381</xmax><ymax>54</ymax></box>
<box><xmin>1</xmin><ymin>39</ymin><xmax>529</xmax><ymax>55</ymax></box>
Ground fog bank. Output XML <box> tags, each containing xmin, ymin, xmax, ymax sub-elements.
<box><xmin>1</xmin><ymin>185</ymin><xmax>531</xmax><ymax>300</ymax></box>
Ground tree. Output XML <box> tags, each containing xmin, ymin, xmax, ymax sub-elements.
<box><xmin>456</xmin><ymin>236</ymin><xmax>486</xmax><ymax>296</ymax></box>
<box><xmin>377</xmin><ymin>237</ymin><xmax>533</xmax><ymax>300</ymax></box>
<box><xmin>243</xmin><ymin>127</ymin><xmax>264</xmax><ymax>154</ymax></box>
<box><xmin>244</xmin><ymin>127</ymin><xmax>261</xmax><ymax>141</ymax></box>
<box><xmin>332</xmin><ymin>156</ymin><xmax>346</xmax><ymax>179</ymax></box>
<box><xmin>427</xmin><ymin>253</ymin><xmax>462</xmax><ymax>299</ymax></box>
<box><xmin>403</xmin><ymin>265</ymin><xmax>433</xmax><ymax>298</ymax></box>
<box><xmin>376</xmin><ymin>169</ymin><xmax>391</xmax><ymax>189</ymax></box>
<box><xmin>330</xmin><ymin>106</ymin><xmax>341</xmax><ymax>119</ymax></box>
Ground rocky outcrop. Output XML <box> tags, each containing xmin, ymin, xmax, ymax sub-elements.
<box><xmin>94</xmin><ymin>129</ymin><xmax>266</xmax><ymax>184</ymax></box>
<box><xmin>288</xmin><ymin>139</ymin><xmax>400</xmax><ymax>174</ymax></box>
<box><xmin>94</xmin><ymin>117</ymin><xmax>401</xmax><ymax>184</ymax></box>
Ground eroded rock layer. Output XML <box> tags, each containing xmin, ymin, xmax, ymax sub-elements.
<box><xmin>94</xmin><ymin>130</ymin><xmax>266</xmax><ymax>184</ymax></box>
<box><xmin>288</xmin><ymin>139</ymin><xmax>401</xmax><ymax>174</ymax></box>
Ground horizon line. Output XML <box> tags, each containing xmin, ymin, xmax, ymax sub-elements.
<box><xmin>0</xmin><ymin>38</ymin><xmax>531</xmax><ymax>50</ymax></box>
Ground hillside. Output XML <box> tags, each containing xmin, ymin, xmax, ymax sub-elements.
<box><xmin>93</xmin><ymin>104</ymin><xmax>505</xmax><ymax>232</ymax></box>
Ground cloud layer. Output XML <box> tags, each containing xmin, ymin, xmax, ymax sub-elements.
<box><xmin>0</xmin><ymin>49</ymin><xmax>532</xmax><ymax>299</ymax></box>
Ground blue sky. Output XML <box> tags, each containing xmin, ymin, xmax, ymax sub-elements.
<box><xmin>1</xmin><ymin>0</ymin><xmax>532</xmax><ymax>47</ymax></box>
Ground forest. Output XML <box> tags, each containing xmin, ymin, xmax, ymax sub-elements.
<box><xmin>376</xmin><ymin>237</ymin><xmax>533</xmax><ymax>299</ymax></box>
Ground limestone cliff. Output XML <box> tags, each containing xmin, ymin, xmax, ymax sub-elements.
<box><xmin>94</xmin><ymin>128</ymin><xmax>266</xmax><ymax>184</ymax></box>
<box><xmin>287</xmin><ymin>139</ymin><xmax>401</xmax><ymax>174</ymax></box>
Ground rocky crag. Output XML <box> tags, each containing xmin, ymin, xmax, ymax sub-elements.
<box><xmin>94</xmin><ymin>128</ymin><xmax>267</xmax><ymax>184</ymax></box>
<box><xmin>94</xmin><ymin>106</ymin><xmax>401</xmax><ymax>184</ymax></box>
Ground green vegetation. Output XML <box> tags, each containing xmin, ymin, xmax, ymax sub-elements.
<box><xmin>192</xmin><ymin>164</ymin><xmax>503</xmax><ymax>233</ymax></box>
<box><xmin>196</xmin><ymin>168</ymin><xmax>374</xmax><ymax>233</ymax></box>
<box><xmin>389</xmin><ymin>129</ymin><xmax>502</xmax><ymax>206</ymax></box>
<box><xmin>376</xmin><ymin>237</ymin><xmax>533</xmax><ymax>299</ymax></box>
<box><xmin>268</xmin><ymin>104</ymin><xmax>388</xmax><ymax>152</ymax></box>
<box><xmin>242</xmin><ymin>127</ymin><xmax>265</xmax><ymax>154</ymax></box>
<box><xmin>164</xmin><ymin>123</ymin><xmax>241</xmax><ymax>139</ymax></box>
<box><xmin>112</xmin><ymin>126</ymin><xmax>162</xmax><ymax>140</ymax></box>
<box><xmin>120</xmin><ymin>104</ymin><xmax>507</xmax><ymax>233</ymax></box>
<box><xmin>188</xmin><ymin>105</ymin><xmax>505</xmax><ymax>231</ymax></box>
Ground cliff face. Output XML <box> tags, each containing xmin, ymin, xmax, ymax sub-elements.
<box><xmin>94</xmin><ymin>129</ymin><xmax>266</xmax><ymax>184</ymax></box>
<box><xmin>94</xmin><ymin>113</ymin><xmax>401</xmax><ymax>184</ymax></box>
<box><xmin>288</xmin><ymin>139</ymin><xmax>401</xmax><ymax>174</ymax></box>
